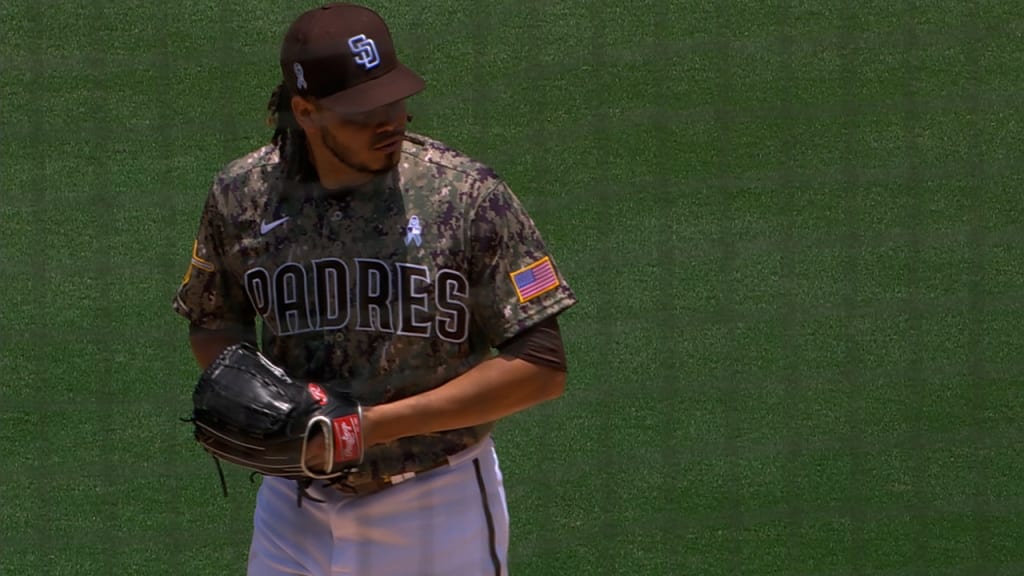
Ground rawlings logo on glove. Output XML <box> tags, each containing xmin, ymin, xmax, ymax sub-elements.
<box><xmin>186</xmin><ymin>343</ymin><xmax>364</xmax><ymax>484</ymax></box>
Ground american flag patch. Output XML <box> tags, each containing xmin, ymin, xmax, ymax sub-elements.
<box><xmin>510</xmin><ymin>257</ymin><xmax>560</xmax><ymax>303</ymax></box>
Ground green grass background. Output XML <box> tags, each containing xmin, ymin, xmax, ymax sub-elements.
<box><xmin>2</xmin><ymin>1</ymin><xmax>1023</xmax><ymax>574</ymax></box>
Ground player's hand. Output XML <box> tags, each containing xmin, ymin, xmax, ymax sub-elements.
<box><xmin>303</xmin><ymin>430</ymin><xmax>329</xmax><ymax>473</ymax></box>
<box><xmin>302</xmin><ymin>407</ymin><xmax>374</xmax><ymax>474</ymax></box>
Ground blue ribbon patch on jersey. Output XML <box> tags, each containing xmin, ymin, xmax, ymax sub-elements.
<box><xmin>510</xmin><ymin>256</ymin><xmax>560</xmax><ymax>304</ymax></box>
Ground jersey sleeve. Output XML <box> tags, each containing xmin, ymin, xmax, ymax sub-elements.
<box><xmin>468</xmin><ymin>180</ymin><xmax>577</xmax><ymax>347</ymax></box>
<box><xmin>171</xmin><ymin>180</ymin><xmax>257</xmax><ymax>334</ymax></box>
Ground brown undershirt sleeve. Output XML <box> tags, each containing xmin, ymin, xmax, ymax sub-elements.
<box><xmin>495</xmin><ymin>316</ymin><xmax>567</xmax><ymax>372</ymax></box>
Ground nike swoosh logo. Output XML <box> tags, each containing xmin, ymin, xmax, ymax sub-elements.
<box><xmin>260</xmin><ymin>217</ymin><xmax>289</xmax><ymax>235</ymax></box>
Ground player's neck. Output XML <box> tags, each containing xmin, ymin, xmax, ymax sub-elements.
<box><xmin>318</xmin><ymin>157</ymin><xmax>373</xmax><ymax>190</ymax></box>
<box><xmin>307</xmin><ymin>151</ymin><xmax>375</xmax><ymax>192</ymax></box>
<box><xmin>317</xmin><ymin>170</ymin><xmax>375</xmax><ymax>192</ymax></box>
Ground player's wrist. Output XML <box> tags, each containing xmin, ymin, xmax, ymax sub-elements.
<box><xmin>360</xmin><ymin>402</ymin><xmax>420</xmax><ymax>447</ymax></box>
<box><xmin>360</xmin><ymin>405</ymin><xmax>386</xmax><ymax>446</ymax></box>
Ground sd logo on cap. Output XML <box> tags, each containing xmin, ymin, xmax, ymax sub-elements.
<box><xmin>280</xmin><ymin>3</ymin><xmax>425</xmax><ymax>115</ymax></box>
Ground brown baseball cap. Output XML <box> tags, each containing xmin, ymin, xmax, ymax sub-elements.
<box><xmin>280</xmin><ymin>3</ymin><xmax>425</xmax><ymax>114</ymax></box>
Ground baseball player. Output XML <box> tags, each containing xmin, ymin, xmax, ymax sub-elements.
<box><xmin>172</xmin><ymin>3</ymin><xmax>577</xmax><ymax>575</ymax></box>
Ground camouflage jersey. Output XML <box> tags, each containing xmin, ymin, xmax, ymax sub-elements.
<box><xmin>172</xmin><ymin>132</ymin><xmax>577</xmax><ymax>482</ymax></box>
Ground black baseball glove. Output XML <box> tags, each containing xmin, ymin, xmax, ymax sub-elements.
<box><xmin>186</xmin><ymin>342</ymin><xmax>365</xmax><ymax>485</ymax></box>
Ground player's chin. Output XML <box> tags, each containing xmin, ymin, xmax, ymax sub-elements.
<box><xmin>369</xmin><ymin>149</ymin><xmax>401</xmax><ymax>171</ymax></box>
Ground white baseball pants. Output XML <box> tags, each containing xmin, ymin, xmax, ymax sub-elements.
<box><xmin>246</xmin><ymin>435</ymin><xmax>509</xmax><ymax>576</ymax></box>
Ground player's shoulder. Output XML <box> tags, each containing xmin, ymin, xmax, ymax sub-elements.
<box><xmin>220</xmin><ymin>143</ymin><xmax>280</xmax><ymax>173</ymax></box>
<box><xmin>398</xmin><ymin>132</ymin><xmax>507</xmax><ymax>203</ymax></box>
<box><xmin>204</xmin><ymin>144</ymin><xmax>285</xmax><ymax>215</ymax></box>
<box><xmin>213</xmin><ymin>144</ymin><xmax>282</xmax><ymax>195</ymax></box>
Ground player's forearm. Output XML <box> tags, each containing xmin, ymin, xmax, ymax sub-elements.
<box><xmin>188</xmin><ymin>325</ymin><xmax>254</xmax><ymax>369</ymax></box>
<box><xmin>364</xmin><ymin>356</ymin><xmax>566</xmax><ymax>445</ymax></box>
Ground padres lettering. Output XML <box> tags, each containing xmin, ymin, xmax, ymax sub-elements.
<box><xmin>243</xmin><ymin>258</ymin><xmax>470</xmax><ymax>342</ymax></box>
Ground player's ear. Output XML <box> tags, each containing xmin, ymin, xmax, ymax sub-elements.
<box><xmin>290</xmin><ymin>95</ymin><xmax>318</xmax><ymax>132</ymax></box>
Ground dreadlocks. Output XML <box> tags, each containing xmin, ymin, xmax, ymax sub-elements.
<box><xmin>266</xmin><ymin>82</ymin><xmax>317</xmax><ymax>182</ymax></box>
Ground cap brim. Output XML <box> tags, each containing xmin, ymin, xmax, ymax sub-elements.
<box><xmin>319</xmin><ymin>64</ymin><xmax>425</xmax><ymax>115</ymax></box>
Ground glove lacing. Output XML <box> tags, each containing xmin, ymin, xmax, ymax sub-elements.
<box><xmin>212</xmin><ymin>455</ymin><xmax>228</xmax><ymax>497</ymax></box>
<box><xmin>208</xmin><ymin>455</ymin><xmax>324</xmax><ymax>508</ymax></box>
<box><xmin>293</xmin><ymin>478</ymin><xmax>326</xmax><ymax>508</ymax></box>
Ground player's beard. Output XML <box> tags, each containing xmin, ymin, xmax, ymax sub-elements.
<box><xmin>321</xmin><ymin>130</ymin><xmax>399</xmax><ymax>177</ymax></box>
